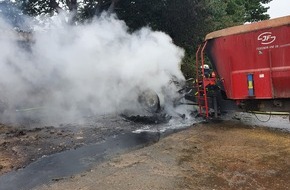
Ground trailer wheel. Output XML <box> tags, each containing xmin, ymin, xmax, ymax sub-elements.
<box><xmin>138</xmin><ymin>90</ymin><xmax>161</xmax><ymax>113</ymax></box>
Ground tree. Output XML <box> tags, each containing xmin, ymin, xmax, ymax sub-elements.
<box><xmin>113</xmin><ymin>0</ymin><xmax>271</xmax><ymax>78</ymax></box>
<box><xmin>244</xmin><ymin>0</ymin><xmax>272</xmax><ymax>22</ymax></box>
<box><xmin>15</xmin><ymin>0</ymin><xmax>272</xmax><ymax>49</ymax></box>
<box><xmin>19</xmin><ymin>0</ymin><xmax>118</xmax><ymax>18</ymax></box>
<box><xmin>115</xmin><ymin>0</ymin><xmax>272</xmax><ymax>50</ymax></box>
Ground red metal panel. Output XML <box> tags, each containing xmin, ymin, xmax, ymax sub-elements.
<box><xmin>231</xmin><ymin>69</ymin><xmax>272</xmax><ymax>99</ymax></box>
<box><xmin>272</xmin><ymin>66</ymin><xmax>290</xmax><ymax>97</ymax></box>
<box><xmin>231</xmin><ymin>72</ymin><xmax>248</xmax><ymax>99</ymax></box>
<box><xmin>253</xmin><ymin>70</ymin><xmax>272</xmax><ymax>98</ymax></box>
<box><xmin>206</xmin><ymin>23</ymin><xmax>290</xmax><ymax>100</ymax></box>
<box><xmin>269</xmin><ymin>42</ymin><xmax>290</xmax><ymax>98</ymax></box>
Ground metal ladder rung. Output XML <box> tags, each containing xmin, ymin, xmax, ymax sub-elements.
<box><xmin>195</xmin><ymin>42</ymin><xmax>209</xmax><ymax>118</ymax></box>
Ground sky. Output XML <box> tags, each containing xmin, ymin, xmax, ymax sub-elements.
<box><xmin>267</xmin><ymin>0</ymin><xmax>290</xmax><ymax>18</ymax></box>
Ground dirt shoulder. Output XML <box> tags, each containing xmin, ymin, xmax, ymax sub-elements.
<box><xmin>0</xmin><ymin>115</ymin><xmax>140</xmax><ymax>175</ymax></box>
<box><xmin>36</xmin><ymin>121</ymin><xmax>290</xmax><ymax>190</ymax></box>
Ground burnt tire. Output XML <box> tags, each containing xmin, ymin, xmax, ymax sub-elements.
<box><xmin>138</xmin><ymin>90</ymin><xmax>161</xmax><ymax>113</ymax></box>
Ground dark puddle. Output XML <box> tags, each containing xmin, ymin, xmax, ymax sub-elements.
<box><xmin>0</xmin><ymin>131</ymin><xmax>161</xmax><ymax>190</ymax></box>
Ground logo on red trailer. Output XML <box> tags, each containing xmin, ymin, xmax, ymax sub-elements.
<box><xmin>257</xmin><ymin>32</ymin><xmax>276</xmax><ymax>45</ymax></box>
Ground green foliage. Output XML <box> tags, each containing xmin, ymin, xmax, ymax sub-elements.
<box><xmin>244</xmin><ymin>0</ymin><xmax>271</xmax><ymax>22</ymax></box>
<box><xmin>181</xmin><ymin>54</ymin><xmax>197</xmax><ymax>79</ymax></box>
<box><xmin>204</xmin><ymin>0</ymin><xmax>271</xmax><ymax>30</ymax></box>
<box><xmin>20</xmin><ymin>0</ymin><xmax>54</xmax><ymax>16</ymax></box>
<box><xmin>115</xmin><ymin>1</ymin><xmax>211</xmax><ymax>53</ymax></box>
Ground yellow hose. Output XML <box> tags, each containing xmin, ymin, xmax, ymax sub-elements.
<box><xmin>250</xmin><ymin>111</ymin><xmax>289</xmax><ymax>115</ymax></box>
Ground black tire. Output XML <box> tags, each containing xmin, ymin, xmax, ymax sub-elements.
<box><xmin>138</xmin><ymin>90</ymin><xmax>161</xmax><ymax>113</ymax></box>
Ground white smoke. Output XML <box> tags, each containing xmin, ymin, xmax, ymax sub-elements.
<box><xmin>0</xmin><ymin>13</ymin><xmax>185</xmax><ymax>124</ymax></box>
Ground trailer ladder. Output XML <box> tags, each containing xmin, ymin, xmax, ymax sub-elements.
<box><xmin>195</xmin><ymin>42</ymin><xmax>209</xmax><ymax>118</ymax></box>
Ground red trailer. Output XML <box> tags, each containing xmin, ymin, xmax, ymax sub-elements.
<box><xmin>201</xmin><ymin>15</ymin><xmax>290</xmax><ymax>112</ymax></box>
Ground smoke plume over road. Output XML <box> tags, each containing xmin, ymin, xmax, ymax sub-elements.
<box><xmin>0</xmin><ymin>12</ymin><xmax>185</xmax><ymax>124</ymax></box>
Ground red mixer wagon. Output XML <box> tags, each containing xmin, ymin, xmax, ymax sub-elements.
<box><xmin>202</xmin><ymin>16</ymin><xmax>290</xmax><ymax>112</ymax></box>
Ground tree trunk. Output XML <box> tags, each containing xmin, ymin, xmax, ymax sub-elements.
<box><xmin>49</xmin><ymin>0</ymin><xmax>62</xmax><ymax>13</ymax></box>
<box><xmin>108</xmin><ymin>0</ymin><xmax>120</xmax><ymax>14</ymax></box>
<box><xmin>66</xmin><ymin>0</ymin><xmax>77</xmax><ymax>12</ymax></box>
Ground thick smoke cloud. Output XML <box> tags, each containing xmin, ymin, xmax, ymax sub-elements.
<box><xmin>0</xmin><ymin>13</ymin><xmax>185</xmax><ymax>124</ymax></box>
